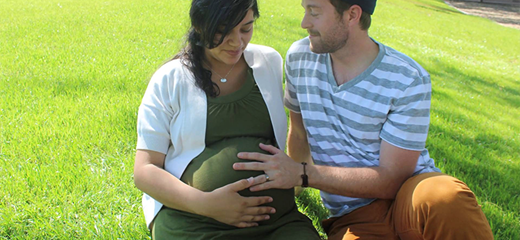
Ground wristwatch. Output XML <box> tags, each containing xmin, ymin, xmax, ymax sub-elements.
<box><xmin>301</xmin><ymin>162</ymin><xmax>309</xmax><ymax>187</ymax></box>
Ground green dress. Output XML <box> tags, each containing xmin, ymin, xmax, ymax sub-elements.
<box><xmin>153</xmin><ymin>69</ymin><xmax>320</xmax><ymax>240</ymax></box>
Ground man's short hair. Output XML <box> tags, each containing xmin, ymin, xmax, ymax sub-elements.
<box><xmin>330</xmin><ymin>0</ymin><xmax>372</xmax><ymax>30</ymax></box>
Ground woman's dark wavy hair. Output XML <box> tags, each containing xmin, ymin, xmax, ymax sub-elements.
<box><xmin>174</xmin><ymin>0</ymin><xmax>259</xmax><ymax>97</ymax></box>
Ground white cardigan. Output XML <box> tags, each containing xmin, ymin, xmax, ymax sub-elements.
<box><xmin>136</xmin><ymin>44</ymin><xmax>287</xmax><ymax>228</ymax></box>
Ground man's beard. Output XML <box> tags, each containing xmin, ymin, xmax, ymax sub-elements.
<box><xmin>309</xmin><ymin>22</ymin><xmax>349</xmax><ymax>54</ymax></box>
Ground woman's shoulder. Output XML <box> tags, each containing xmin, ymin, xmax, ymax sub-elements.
<box><xmin>246</xmin><ymin>43</ymin><xmax>277</xmax><ymax>53</ymax></box>
<box><xmin>148</xmin><ymin>59</ymin><xmax>190</xmax><ymax>85</ymax></box>
<box><xmin>154</xmin><ymin>59</ymin><xmax>185</xmax><ymax>77</ymax></box>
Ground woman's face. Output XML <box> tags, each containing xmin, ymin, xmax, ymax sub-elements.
<box><xmin>205</xmin><ymin>9</ymin><xmax>255</xmax><ymax>67</ymax></box>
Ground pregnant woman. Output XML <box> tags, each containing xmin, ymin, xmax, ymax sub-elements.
<box><xmin>133</xmin><ymin>0</ymin><xmax>320</xmax><ymax>239</ymax></box>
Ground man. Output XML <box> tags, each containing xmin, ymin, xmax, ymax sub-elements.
<box><xmin>233</xmin><ymin>0</ymin><xmax>494</xmax><ymax>239</ymax></box>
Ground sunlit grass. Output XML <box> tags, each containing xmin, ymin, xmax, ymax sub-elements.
<box><xmin>1</xmin><ymin>0</ymin><xmax>519</xmax><ymax>239</ymax></box>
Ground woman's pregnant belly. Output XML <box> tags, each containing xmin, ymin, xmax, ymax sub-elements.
<box><xmin>181</xmin><ymin>137</ymin><xmax>295</xmax><ymax>225</ymax></box>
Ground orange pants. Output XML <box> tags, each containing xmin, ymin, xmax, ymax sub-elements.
<box><xmin>322</xmin><ymin>172</ymin><xmax>494</xmax><ymax>240</ymax></box>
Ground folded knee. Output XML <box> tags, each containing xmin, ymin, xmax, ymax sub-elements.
<box><xmin>412</xmin><ymin>175</ymin><xmax>477</xmax><ymax>209</ymax></box>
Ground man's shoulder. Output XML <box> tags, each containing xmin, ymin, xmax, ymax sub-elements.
<box><xmin>286</xmin><ymin>38</ymin><xmax>324</xmax><ymax>66</ymax></box>
<box><xmin>379</xmin><ymin>43</ymin><xmax>429</xmax><ymax>79</ymax></box>
<box><xmin>289</xmin><ymin>37</ymin><xmax>311</xmax><ymax>48</ymax></box>
<box><xmin>287</xmin><ymin>38</ymin><xmax>313</xmax><ymax>56</ymax></box>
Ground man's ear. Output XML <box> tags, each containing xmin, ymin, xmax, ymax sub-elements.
<box><xmin>345</xmin><ymin>5</ymin><xmax>363</xmax><ymax>25</ymax></box>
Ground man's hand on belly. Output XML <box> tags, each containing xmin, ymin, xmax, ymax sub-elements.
<box><xmin>234</xmin><ymin>143</ymin><xmax>303</xmax><ymax>192</ymax></box>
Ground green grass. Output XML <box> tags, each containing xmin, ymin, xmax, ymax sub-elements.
<box><xmin>1</xmin><ymin>0</ymin><xmax>519</xmax><ymax>239</ymax></box>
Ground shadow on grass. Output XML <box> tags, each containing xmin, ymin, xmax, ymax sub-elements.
<box><xmin>415</xmin><ymin>52</ymin><xmax>520</xmax><ymax>238</ymax></box>
<box><xmin>421</xmin><ymin>54</ymin><xmax>520</xmax><ymax>196</ymax></box>
<box><xmin>416</xmin><ymin>4</ymin><xmax>462</xmax><ymax>14</ymax></box>
<box><xmin>432</xmin><ymin>61</ymin><xmax>520</xmax><ymax>107</ymax></box>
<box><xmin>411</xmin><ymin>0</ymin><xmax>465</xmax><ymax>14</ymax></box>
<box><xmin>428</xmin><ymin>121</ymin><xmax>520</xmax><ymax>238</ymax></box>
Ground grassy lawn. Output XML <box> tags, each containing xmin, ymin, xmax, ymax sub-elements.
<box><xmin>1</xmin><ymin>0</ymin><xmax>519</xmax><ymax>239</ymax></box>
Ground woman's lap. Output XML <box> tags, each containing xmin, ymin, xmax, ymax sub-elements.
<box><xmin>153</xmin><ymin>205</ymin><xmax>321</xmax><ymax>240</ymax></box>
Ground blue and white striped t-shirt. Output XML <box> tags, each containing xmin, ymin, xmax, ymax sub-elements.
<box><xmin>284</xmin><ymin>38</ymin><xmax>440</xmax><ymax>217</ymax></box>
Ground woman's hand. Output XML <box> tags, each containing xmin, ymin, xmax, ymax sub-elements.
<box><xmin>198</xmin><ymin>177</ymin><xmax>276</xmax><ymax>228</ymax></box>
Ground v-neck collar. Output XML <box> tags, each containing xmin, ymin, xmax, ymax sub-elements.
<box><xmin>326</xmin><ymin>40</ymin><xmax>385</xmax><ymax>92</ymax></box>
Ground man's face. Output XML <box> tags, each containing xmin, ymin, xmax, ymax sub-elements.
<box><xmin>301</xmin><ymin>0</ymin><xmax>349</xmax><ymax>53</ymax></box>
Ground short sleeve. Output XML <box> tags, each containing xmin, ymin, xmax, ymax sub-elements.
<box><xmin>136</xmin><ymin>69</ymin><xmax>175</xmax><ymax>154</ymax></box>
<box><xmin>380</xmin><ymin>75</ymin><xmax>431</xmax><ymax>151</ymax></box>
<box><xmin>283</xmin><ymin>53</ymin><xmax>301</xmax><ymax>113</ymax></box>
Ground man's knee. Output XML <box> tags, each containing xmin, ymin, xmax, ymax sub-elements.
<box><xmin>412</xmin><ymin>174</ymin><xmax>476</xmax><ymax>208</ymax></box>
<box><xmin>395</xmin><ymin>173</ymin><xmax>493</xmax><ymax>239</ymax></box>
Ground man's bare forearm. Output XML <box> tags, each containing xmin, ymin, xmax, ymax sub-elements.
<box><xmin>300</xmin><ymin>141</ymin><xmax>419</xmax><ymax>199</ymax></box>
<box><xmin>287</xmin><ymin>131</ymin><xmax>312</xmax><ymax>164</ymax></box>
<box><xmin>305</xmin><ymin>164</ymin><xmax>407</xmax><ymax>199</ymax></box>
